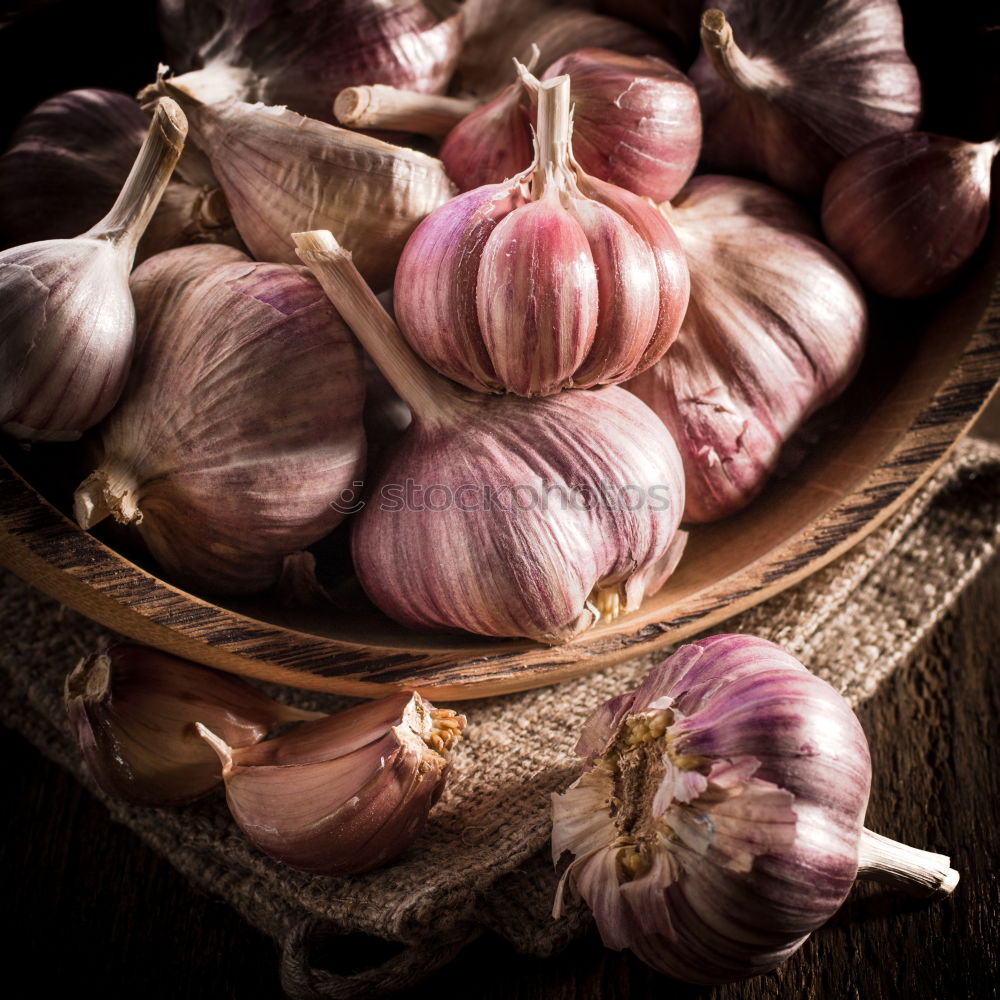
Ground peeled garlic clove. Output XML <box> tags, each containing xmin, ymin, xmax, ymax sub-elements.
<box><xmin>158</xmin><ymin>0</ymin><xmax>464</xmax><ymax>125</ymax></box>
<box><xmin>690</xmin><ymin>4</ymin><xmax>922</xmax><ymax>197</ymax></box>
<box><xmin>626</xmin><ymin>175</ymin><xmax>867</xmax><ymax>522</ymax></box>
<box><xmin>198</xmin><ymin>692</ymin><xmax>465</xmax><ymax>874</ymax></box>
<box><xmin>552</xmin><ymin>635</ymin><xmax>959</xmax><ymax>984</ymax></box>
<box><xmin>540</xmin><ymin>49</ymin><xmax>701</xmax><ymax>203</ymax></box>
<box><xmin>0</xmin><ymin>99</ymin><xmax>187</xmax><ymax>443</ymax></box>
<box><xmin>822</xmin><ymin>131</ymin><xmax>1000</xmax><ymax>299</ymax></box>
<box><xmin>65</xmin><ymin>644</ymin><xmax>319</xmax><ymax>806</ymax></box>
<box><xmin>439</xmin><ymin>77</ymin><xmax>535</xmax><ymax>192</ymax></box>
<box><xmin>73</xmin><ymin>242</ymin><xmax>365</xmax><ymax>595</ymax></box>
<box><xmin>145</xmin><ymin>72</ymin><xmax>456</xmax><ymax>290</ymax></box>
<box><xmin>394</xmin><ymin>73</ymin><xmax>690</xmax><ymax>395</ymax></box>
<box><xmin>0</xmin><ymin>89</ymin><xmax>240</xmax><ymax>264</ymax></box>
<box><xmin>295</xmin><ymin>230</ymin><xmax>687</xmax><ymax>644</ymax></box>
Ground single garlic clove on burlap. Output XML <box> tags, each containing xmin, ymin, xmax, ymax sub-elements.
<box><xmin>198</xmin><ymin>692</ymin><xmax>465</xmax><ymax>875</ymax></box>
<box><xmin>65</xmin><ymin>644</ymin><xmax>320</xmax><ymax>806</ymax></box>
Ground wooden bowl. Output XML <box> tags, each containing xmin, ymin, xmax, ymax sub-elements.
<box><xmin>2</xmin><ymin>227</ymin><xmax>998</xmax><ymax>698</ymax></box>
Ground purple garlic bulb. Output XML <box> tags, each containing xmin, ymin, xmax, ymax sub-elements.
<box><xmin>73</xmin><ymin>243</ymin><xmax>365</xmax><ymax>595</ymax></box>
<box><xmin>552</xmin><ymin>635</ymin><xmax>959</xmax><ymax>984</ymax></box>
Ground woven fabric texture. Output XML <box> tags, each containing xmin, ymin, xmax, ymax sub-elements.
<box><xmin>2</xmin><ymin>437</ymin><xmax>998</xmax><ymax>995</ymax></box>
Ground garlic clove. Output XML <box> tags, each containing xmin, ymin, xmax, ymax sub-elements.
<box><xmin>626</xmin><ymin>175</ymin><xmax>866</xmax><ymax>522</ymax></box>
<box><xmin>144</xmin><ymin>70</ymin><xmax>456</xmax><ymax>290</ymax></box>
<box><xmin>476</xmin><ymin>195</ymin><xmax>599</xmax><ymax>397</ymax></box>
<box><xmin>73</xmin><ymin>242</ymin><xmax>366</xmax><ymax>595</ymax></box>
<box><xmin>821</xmin><ymin>131</ymin><xmax>1000</xmax><ymax>298</ymax></box>
<box><xmin>198</xmin><ymin>692</ymin><xmax>465</xmax><ymax>875</ymax></box>
<box><xmin>690</xmin><ymin>4</ymin><xmax>922</xmax><ymax>197</ymax></box>
<box><xmin>64</xmin><ymin>643</ymin><xmax>320</xmax><ymax>806</ymax></box>
<box><xmin>0</xmin><ymin>98</ymin><xmax>187</xmax><ymax>442</ymax></box>
<box><xmin>552</xmin><ymin>636</ymin><xmax>959</xmax><ymax>984</ymax></box>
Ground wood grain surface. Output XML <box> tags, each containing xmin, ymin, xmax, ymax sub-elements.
<box><xmin>3</xmin><ymin>544</ymin><xmax>996</xmax><ymax>999</ymax></box>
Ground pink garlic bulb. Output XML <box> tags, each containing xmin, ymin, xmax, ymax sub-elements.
<box><xmin>0</xmin><ymin>88</ymin><xmax>239</xmax><ymax>264</ymax></box>
<box><xmin>74</xmin><ymin>243</ymin><xmax>365</xmax><ymax>595</ymax></box>
<box><xmin>552</xmin><ymin>635</ymin><xmax>959</xmax><ymax>984</ymax></box>
<box><xmin>689</xmin><ymin>3</ymin><xmax>922</xmax><ymax>197</ymax></box>
<box><xmin>145</xmin><ymin>72</ymin><xmax>456</xmax><ymax>290</ymax></box>
<box><xmin>540</xmin><ymin>49</ymin><xmax>701</xmax><ymax>203</ymax></box>
<box><xmin>157</xmin><ymin>0</ymin><xmax>463</xmax><ymax>124</ymax></box>
<box><xmin>395</xmin><ymin>73</ymin><xmax>690</xmax><ymax>396</ymax></box>
<box><xmin>822</xmin><ymin>131</ymin><xmax>1000</xmax><ymax>298</ymax></box>
<box><xmin>627</xmin><ymin>176</ymin><xmax>867</xmax><ymax>522</ymax></box>
<box><xmin>295</xmin><ymin>230</ymin><xmax>688</xmax><ymax>645</ymax></box>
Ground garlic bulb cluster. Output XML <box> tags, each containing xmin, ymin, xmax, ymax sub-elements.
<box><xmin>689</xmin><ymin>3</ymin><xmax>922</xmax><ymax>197</ymax></box>
<box><xmin>157</xmin><ymin>0</ymin><xmax>463</xmax><ymax>124</ymax></box>
<box><xmin>0</xmin><ymin>99</ymin><xmax>188</xmax><ymax>443</ymax></box>
<box><xmin>552</xmin><ymin>635</ymin><xmax>959</xmax><ymax>984</ymax></box>
<box><xmin>199</xmin><ymin>691</ymin><xmax>465</xmax><ymax>875</ymax></box>
<box><xmin>65</xmin><ymin>644</ymin><xmax>320</xmax><ymax>806</ymax></box>
<box><xmin>822</xmin><ymin>132</ymin><xmax>1000</xmax><ymax>299</ymax></box>
<box><xmin>439</xmin><ymin>49</ymin><xmax>701</xmax><ymax>202</ymax></box>
<box><xmin>73</xmin><ymin>243</ymin><xmax>365</xmax><ymax>595</ymax></box>
<box><xmin>295</xmin><ymin>230</ymin><xmax>687</xmax><ymax>644</ymax></box>
<box><xmin>395</xmin><ymin>74</ymin><xmax>690</xmax><ymax>396</ymax></box>
<box><xmin>145</xmin><ymin>71</ymin><xmax>456</xmax><ymax>290</ymax></box>
<box><xmin>627</xmin><ymin>176</ymin><xmax>867</xmax><ymax>522</ymax></box>
<box><xmin>0</xmin><ymin>89</ymin><xmax>239</xmax><ymax>264</ymax></box>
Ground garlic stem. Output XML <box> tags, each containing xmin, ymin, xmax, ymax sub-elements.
<box><xmin>84</xmin><ymin>97</ymin><xmax>187</xmax><ymax>258</ymax></box>
<box><xmin>293</xmin><ymin>230</ymin><xmax>467</xmax><ymax>424</ymax></box>
<box><xmin>74</xmin><ymin>460</ymin><xmax>143</xmax><ymax>529</ymax></box>
<box><xmin>531</xmin><ymin>74</ymin><xmax>573</xmax><ymax>199</ymax></box>
<box><xmin>856</xmin><ymin>827</ymin><xmax>960</xmax><ymax>898</ymax></box>
<box><xmin>699</xmin><ymin>9</ymin><xmax>772</xmax><ymax>96</ymax></box>
<box><xmin>333</xmin><ymin>85</ymin><xmax>479</xmax><ymax>138</ymax></box>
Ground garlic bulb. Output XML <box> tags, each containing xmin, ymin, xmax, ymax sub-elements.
<box><xmin>457</xmin><ymin>4</ymin><xmax>671</xmax><ymax>97</ymax></box>
<box><xmin>65</xmin><ymin>643</ymin><xmax>320</xmax><ymax>806</ymax></box>
<box><xmin>552</xmin><ymin>635</ymin><xmax>959</xmax><ymax>985</ymax></box>
<box><xmin>689</xmin><ymin>4</ymin><xmax>922</xmax><ymax>197</ymax></box>
<box><xmin>157</xmin><ymin>0</ymin><xmax>463</xmax><ymax>124</ymax></box>
<box><xmin>198</xmin><ymin>692</ymin><xmax>465</xmax><ymax>875</ymax></box>
<box><xmin>394</xmin><ymin>73</ymin><xmax>690</xmax><ymax>396</ymax></box>
<box><xmin>145</xmin><ymin>71</ymin><xmax>456</xmax><ymax>290</ymax></box>
<box><xmin>822</xmin><ymin>131</ymin><xmax>1000</xmax><ymax>298</ymax></box>
<box><xmin>440</xmin><ymin>49</ymin><xmax>701</xmax><ymax>201</ymax></box>
<box><xmin>626</xmin><ymin>176</ymin><xmax>867</xmax><ymax>522</ymax></box>
<box><xmin>539</xmin><ymin>49</ymin><xmax>702</xmax><ymax>202</ymax></box>
<box><xmin>0</xmin><ymin>89</ymin><xmax>239</xmax><ymax>264</ymax></box>
<box><xmin>0</xmin><ymin>99</ymin><xmax>187</xmax><ymax>443</ymax></box>
<box><xmin>73</xmin><ymin>243</ymin><xmax>365</xmax><ymax>596</ymax></box>
<box><xmin>295</xmin><ymin>230</ymin><xmax>687</xmax><ymax>644</ymax></box>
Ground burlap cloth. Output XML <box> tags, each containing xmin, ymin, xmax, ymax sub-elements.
<box><xmin>2</xmin><ymin>436</ymin><xmax>999</xmax><ymax>997</ymax></box>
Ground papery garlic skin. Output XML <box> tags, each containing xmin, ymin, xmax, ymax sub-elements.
<box><xmin>822</xmin><ymin>132</ymin><xmax>1000</xmax><ymax>298</ymax></box>
<box><xmin>199</xmin><ymin>692</ymin><xmax>465</xmax><ymax>875</ymax></box>
<box><xmin>73</xmin><ymin>243</ymin><xmax>365</xmax><ymax>595</ymax></box>
<box><xmin>65</xmin><ymin>644</ymin><xmax>319</xmax><ymax>806</ymax></box>
<box><xmin>158</xmin><ymin>0</ymin><xmax>463</xmax><ymax>125</ymax></box>
<box><xmin>395</xmin><ymin>75</ymin><xmax>690</xmax><ymax>396</ymax></box>
<box><xmin>295</xmin><ymin>228</ymin><xmax>688</xmax><ymax>645</ymax></box>
<box><xmin>0</xmin><ymin>99</ymin><xmax>187</xmax><ymax>442</ymax></box>
<box><xmin>352</xmin><ymin>387</ymin><xmax>687</xmax><ymax>644</ymax></box>
<box><xmin>689</xmin><ymin>3</ymin><xmax>922</xmax><ymax>197</ymax></box>
<box><xmin>0</xmin><ymin>89</ymin><xmax>239</xmax><ymax>265</ymax></box>
<box><xmin>541</xmin><ymin>49</ymin><xmax>701</xmax><ymax>203</ymax></box>
<box><xmin>553</xmin><ymin>635</ymin><xmax>872</xmax><ymax>984</ymax></box>
<box><xmin>148</xmin><ymin>74</ymin><xmax>456</xmax><ymax>290</ymax></box>
<box><xmin>626</xmin><ymin>176</ymin><xmax>867</xmax><ymax>522</ymax></box>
